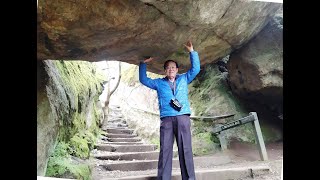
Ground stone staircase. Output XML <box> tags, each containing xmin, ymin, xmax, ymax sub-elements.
<box><xmin>91</xmin><ymin>106</ymin><xmax>272</xmax><ymax>180</ymax></box>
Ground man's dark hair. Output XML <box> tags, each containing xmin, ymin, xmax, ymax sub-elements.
<box><xmin>163</xmin><ymin>60</ymin><xmax>179</xmax><ymax>70</ymax></box>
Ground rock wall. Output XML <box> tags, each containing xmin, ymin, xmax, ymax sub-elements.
<box><xmin>37</xmin><ymin>60</ymin><xmax>104</xmax><ymax>175</ymax></box>
<box><xmin>227</xmin><ymin>10</ymin><xmax>283</xmax><ymax>122</ymax></box>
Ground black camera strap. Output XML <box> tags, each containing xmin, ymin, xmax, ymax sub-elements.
<box><xmin>167</xmin><ymin>78</ymin><xmax>182</xmax><ymax>111</ymax></box>
<box><xmin>167</xmin><ymin>79</ymin><xmax>176</xmax><ymax>96</ymax></box>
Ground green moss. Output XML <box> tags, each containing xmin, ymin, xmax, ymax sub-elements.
<box><xmin>260</xmin><ymin>125</ymin><xmax>282</xmax><ymax>143</ymax></box>
<box><xmin>192</xmin><ymin>132</ymin><xmax>219</xmax><ymax>156</ymax></box>
<box><xmin>60</xmin><ymin>104</ymin><xmax>101</xmax><ymax>159</ymax></box>
<box><xmin>191</xmin><ymin>120</ymin><xmax>220</xmax><ymax>155</ymax></box>
<box><xmin>189</xmin><ymin>64</ymin><xmax>245</xmax><ymax>117</ymax></box>
<box><xmin>54</xmin><ymin>61</ymin><xmax>104</xmax><ymax>107</ymax></box>
<box><xmin>46</xmin><ymin>142</ymin><xmax>91</xmax><ymax>180</ymax></box>
<box><xmin>188</xmin><ymin>63</ymin><xmax>255</xmax><ymax>151</ymax></box>
<box><xmin>150</xmin><ymin>137</ymin><xmax>160</xmax><ymax>150</ymax></box>
<box><xmin>92</xmin><ymin>101</ymin><xmax>101</xmax><ymax>127</ymax></box>
<box><xmin>45</xmin><ymin>60</ymin><xmax>105</xmax><ymax>178</ymax></box>
<box><xmin>58</xmin><ymin>113</ymin><xmax>86</xmax><ymax>142</ymax></box>
<box><xmin>189</xmin><ymin>65</ymin><xmax>281</xmax><ymax>143</ymax></box>
<box><xmin>53</xmin><ymin>60</ymin><xmax>104</xmax><ymax>141</ymax></box>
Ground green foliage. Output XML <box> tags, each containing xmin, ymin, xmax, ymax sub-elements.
<box><xmin>46</xmin><ymin>142</ymin><xmax>91</xmax><ymax>180</ymax></box>
<box><xmin>69</xmin><ymin>131</ymin><xmax>98</xmax><ymax>159</ymax></box>
<box><xmin>192</xmin><ymin>132</ymin><xmax>218</xmax><ymax>156</ymax></box>
<box><xmin>71</xmin><ymin>113</ymin><xmax>86</xmax><ymax>135</ymax></box>
<box><xmin>189</xmin><ymin>64</ymin><xmax>244</xmax><ymax>117</ymax></box>
<box><xmin>150</xmin><ymin>137</ymin><xmax>160</xmax><ymax>150</ymax></box>
<box><xmin>191</xmin><ymin>121</ymin><xmax>220</xmax><ymax>156</ymax></box>
<box><xmin>188</xmin><ymin>63</ymin><xmax>254</xmax><ymax>151</ymax></box>
<box><xmin>99</xmin><ymin>129</ymin><xmax>107</xmax><ymax>136</ymax></box>
<box><xmin>66</xmin><ymin>163</ymin><xmax>91</xmax><ymax>180</ymax></box>
<box><xmin>58</xmin><ymin>113</ymin><xmax>88</xmax><ymax>143</ymax></box>
<box><xmin>69</xmin><ymin>134</ymin><xmax>90</xmax><ymax>159</ymax></box>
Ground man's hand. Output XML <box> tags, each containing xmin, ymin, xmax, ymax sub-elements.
<box><xmin>143</xmin><ymin>57</ymin><xmax>154</xmax><ymax>63</ymax></box>
<box><xmin>184</xmin><ymin>40</ymin><xmax>194</xmax><ymax>52</ymax></box>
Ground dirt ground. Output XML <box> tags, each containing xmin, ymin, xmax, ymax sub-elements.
<box><xmin>91</xmin><ymin>140</ymin><xmax>283</xmax><ymax>179</ymax></box>
<box><xmin>225</xmin><ymin>140</ymin><xmax>283</xmax><ymax>180</ymax></box>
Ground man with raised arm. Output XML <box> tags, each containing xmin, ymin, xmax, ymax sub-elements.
<box><xmin>139</xmin><ymin>40</ymin><xmax>200</xmax><ymax>180</ymax></box>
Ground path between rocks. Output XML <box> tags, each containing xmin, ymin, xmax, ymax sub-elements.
<box><xmin>89</xmin><ymin>106</ymin><xmax>283</xmax><ymax>180</ymax></box>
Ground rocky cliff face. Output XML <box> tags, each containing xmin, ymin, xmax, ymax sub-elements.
<box><xmin>37</xmin><ymin>0</ymin><xmax>282</xmax><ymax>74</ymax></box>
<box><xmin>227</xmin><ymin>10</ymin><xmax>283</xmax><ymax>121</ymax></box>
<box><xmin>37</xmin><ymin>60</ymin><xmax>104</xmax><ymax>175</ymax></box>
<box><xmin>37</xmin><ymin>0</ymin><xmax>283</xmax><ymax>161</ymax></box>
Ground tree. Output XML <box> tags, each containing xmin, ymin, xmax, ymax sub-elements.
<box><xmin>102</xmin><ymin>61</ymin><xmax>121</xmax><ymax>128</ymax></box>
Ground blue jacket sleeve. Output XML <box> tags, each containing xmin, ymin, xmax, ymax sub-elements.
<box><xmin>186</xmin><ymin>51</ymin><xmax>201</xmax><ymax>84</ymax></box>
<box><xmin>139</xmin><ymin>62</ymin><xmax>157</xmax><ymax>90</ymax></box>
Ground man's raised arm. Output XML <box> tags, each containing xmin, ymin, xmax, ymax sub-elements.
<box><xmin>139</xmin><ymin>57</ymin><xmax>157</xmax><ymax>90</ymax></box>
<box><xmin>184</xmin><ymin>41</ymin><xmax>200</xmax><ymax>83</ymax></box>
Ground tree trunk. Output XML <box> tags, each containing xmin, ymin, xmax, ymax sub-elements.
<box><xmin>102</xmin><ymin>62</ymin><xmax>121</xmax><ymax>127</ymax></box>
<box><xmin>110</xmin><ymin>62</ymin><xmax>121</xmax><ymax>96</ymax></box>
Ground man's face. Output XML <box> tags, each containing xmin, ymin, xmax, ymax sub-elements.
<box><xmin>165</xmin><ymin>62</ymin><xmax>178</xmax><ymax>79</ymax></box>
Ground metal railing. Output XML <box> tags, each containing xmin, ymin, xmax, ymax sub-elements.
<box><xmin>213</xmin><ymin>112</ymin><xmax>268</xmax><ymax>161</ymax></box>
<box><xmin>128</xmin><ymin>107</ymin><xmax>268</xmax><ymax>161</ymax></box>
<box><xmin>128</xmin><ymin>106</ymin><xmax>235</xmax><ymax>121</ymax></box>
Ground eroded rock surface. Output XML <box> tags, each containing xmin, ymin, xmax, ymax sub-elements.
<box><xmin>37</xmin><ymin>0</ymin><xmax>281</xmax><ymax>74</ymax></box>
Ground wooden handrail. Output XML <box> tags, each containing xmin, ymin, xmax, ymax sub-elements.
<box><xmin>191</xmin><ymin>114</ymin><xmax>235</xmax><ymax>121</ymax></box>
<box><xmin>128</xmin><ymin>106</ymin><xmax>235</xmax><ymax>121</ymax></box>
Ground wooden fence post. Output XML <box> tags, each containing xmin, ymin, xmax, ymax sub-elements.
<box><xmin>250</xmin><ymin>112</ymin><xmax>268</xmax><ymax>161</ymax></box>
<box><xmin>216</xmin><ymin>124</ymin><xmax>228</xmax><ymax>151</ymax></box>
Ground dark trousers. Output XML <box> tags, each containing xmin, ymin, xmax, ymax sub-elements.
<box><xmin>157</xmin><ymin>115</ymin><xmax>195</xmax><ymax>180</ymax></box>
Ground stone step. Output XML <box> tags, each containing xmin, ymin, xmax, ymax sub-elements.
<box><xmin>100</xmin><ymin>142</ymin><xmax>144</xmax><ymax>145</ymax></box>
<box><xmin>107</xmin><ymin>123</ymin><xmax>129</xmax><ymax>128</ymax></box>
<box><xmin>102</xmin><ymin>127</ymin><xmax>127</xmax><ymax>131</ymax></box>
<box><xmin>108</xmin><ymin>115</ymin><xmax>123</xmax><ymax>118</ymax></box>
<box><xmin>99</xmin><ymin>155</ymin><xmax>231</xmax><ymax>171</ymax></box>
<box><xmin>96</xmin><ymin>144</ymin><xmax>157</xmax><ymax>152</ymax></box>
<box><xmin>105</xmin><ymin>133</ymin><xmax>138</xmax><ymax>138</ymax></box>
<box><xmin>108</xmin><ymin>119</ymin><xmax>126</xmax><ymax>123</ymax></box>
<box><xmin>99</xmin><ymin>165</ymin><xmax>270</xmax><ymax>180</ymax></box>
<box><xmin>103</xmin><ymin>126</ymin><xmax>127</xmax><ymax>130</ymax></box>
<box><xmin>108</xmin><ymin>112</ymin><xmax>123</xmax><ymax>116</ymax></box>
<box><xmin>37</xmin><ymin>176</ymin><xmax>75</xmax><ymax>180</ymax></box>
<box><xmin>95</xmin><ymin>151</ymin><xmax>178</xmax><ymax>161</ymax></box>
<box><xmin>106</xmin><ymin>137</ymin><xmax>141</xmax><ymax>142</ymax></box>
<box><xmin>108</xmin><ymin>121</ymin><xmax>127</xmax><ymax>124</ymax></box>
<box><xmin>104</xmin><ymin>128</ymin><xmax>135</xmax><ymax>134</ymax></box>
<box><xmin>105</xmin><ymin>126</ymin><xmax>128</xmax><ymax>129</ymax></box>
<box><xmin>95</xmin><ymin>151</ymin><xmax>159</xmax><ymax>161</ymax></box>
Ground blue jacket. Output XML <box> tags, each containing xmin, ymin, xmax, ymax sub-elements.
<box><xmin>139</xmin><ymin>51</ymin><xmax>200</xmax><ymax>118</ymax></box>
